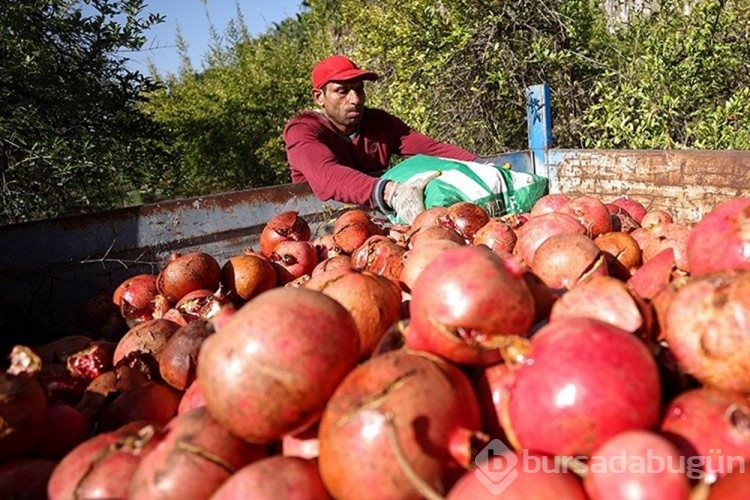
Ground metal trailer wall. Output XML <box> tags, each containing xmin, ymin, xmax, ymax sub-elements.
<box><xmin>0</xmin><ymin>183</ymin><xmax>350</xmax><ymax>350</ymax></box>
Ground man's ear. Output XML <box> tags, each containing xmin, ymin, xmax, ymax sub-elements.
<box><xmin>312</xmin><ymin>88</ymin><xmax>324</xmax><ymax>106</ymax></box>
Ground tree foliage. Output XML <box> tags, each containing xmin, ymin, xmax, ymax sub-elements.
<box><xmin>4</xmin><ymin>0</ymin><xmax>750</xmax><ymax>223</ymax></box>
<box><xmin>0</xmin><ymin>0</ymin><xmax>173</xmax><ymax>224</ymax></box>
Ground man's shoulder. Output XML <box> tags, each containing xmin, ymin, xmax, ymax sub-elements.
<box><xmin>285</xmin><ymin>110</ymin><xmax>324</xmax><ymax>128</ymax></box>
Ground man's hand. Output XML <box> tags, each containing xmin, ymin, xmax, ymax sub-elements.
<box><xmin>387</xmin><ymin>172</ymin><xmax>441</xmax><ymax>225</ymax></box>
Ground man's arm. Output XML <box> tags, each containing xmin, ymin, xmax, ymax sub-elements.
<box><xmin>385</xmin><ymin>113</ymin><xmax>477</xmax><ymax>162</ymax></box>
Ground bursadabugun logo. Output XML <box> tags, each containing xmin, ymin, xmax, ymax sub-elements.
<box><xmin>474</xmin><ymin>439</ymin><xmax>746</xmax><ymax>496</ymax></box>
<box><xmin>473</xmin><ymin>439</ymin><xmax>518</xmax><ymax>495</ymax></box>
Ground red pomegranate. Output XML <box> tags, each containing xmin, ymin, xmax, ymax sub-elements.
<box><xmin>513</xmin><ymin>212</ymin><xmax>586</xmax><ymax>266</ymax></box>
<box><xmin>400</xmin><ymin>238</ymin><xmax>463</xmax><ymax>292</ymax></box>
<box><xmin>558</xmin><ymin>195</ymin><xmax>613</xmax><ymax>238</ymax></box>
<box><xmin>472</xmin><ymin>219</ymin><xmax>518</xmax><ymax>255</ymax></box>
<box><xmin>304</xmin><ymin>267</ymin><xmax>403</xmax><ymax>359</ymax></box>
<box><xmin>549</xmin><ymin>275</ymin><xmax>654</xmax><ymax>341</ymax></box>
<box><xmin>221</xmin><ymin>254</ymin><xmax>277</xmax><ymax>303</ymax></box>
<box><xmin>197</xmin><ymin>287</ymin><xmax>360</xmax><ymax>443</ymax></box>
<box><xmin>407</xmin><ymin>246</ymin><xmax>536</xmax><ymax>365</ymax></box>
<box><xmin>660</xmin><ymin>387</ymin><xmax>750</xmax><ymax>479</ymax></box>
<box><xmin>318</xmin><ymin>350</ymin><xmax>485</xmax><ymax>499</ymax></box>
<box><xmin>259</xmin><ymin>210</ymin><xmax>311</xmax><ymax>257</ymax></box>
<box><xmin>447</xmin><ymin>450</ymin><xmax>587</xmax><ymax>499</ymax></box>
<box><xmin>583</xmin><ymin>430</ymin><xmax>691</xmax><ymax>500</ymax></box>
<box><xmin>530</xmin><ymin>193</ymin><xmax>571</xmax><ymax>217</ymax></box>
<box><xmin>531</xmin><ymin>232</ymin><xmax>609</xmax><ymax>291</ymax></box>
<box><xmin>350</xmin><ymin>234</ymin><xmax>406</xmax><ymax>284</ymax></box>
<box><xmin>594</xmin><ymin>231</ymin><xmax>642</xmax><ymax>280</ymax></box>
<box><xmin>128</xmin><ymin>407</ymin><xmax>268</xmax><ymax>499</ymax></box>
<box><xmin>686</xmin><ymin>197</ymin><xmax>750</xmax><ymax>276</ymax></box>
<box><xmin>609</xmin><ymin>195</ymin><xmax>648</xmax><ymax>223</ymax></box>
<box><xmin>407</xmin><ymin>224</ymin><xmax>466</xmax><ymax>250</ymax></box>
<box><xmin>333</xmin><ymin>209</ymin><xmax>383</xmax><ymax>255</ymax></box>
<box><xmin>664</xmin><ymin>270</ymin><xmax>750</xmax><ymax>393</ymax></box>
<box><xmin>268</xmin><ymin>240</ymin><xmax>319</xmax><ymax>285</ymax></box>
<box><xmin>438</xmin><ymin>201</ymin><xmax>491</xmax><ymax>243</ymax></box>
<box><xmin>156</xmin><ymin>252</ymin><xmax>222</xmax><ymax>303</ymax></box>
<box><xmin>212</xmin><ymin>456</ymin><xmax>329</xmax><ymax>499</ymax></box>
<box><xmin>501</xmin><ymin>317</ymin><xmax>661</xmax><ymax>457</ymax></box>
<box><xmin>47</xmin><ymin>424</ymin><xmax>162</xmax><ymax>500</ymax></box>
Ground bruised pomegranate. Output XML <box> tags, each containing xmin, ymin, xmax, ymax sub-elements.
<box><xmin>438</xmin><ymin>201</ymin><xmax>491</xmax><ymax>243</ymax></box>
<box><xmin>259</xmin><ymin>210</ymin><xmax>311</xmax><ymax>257</ymax></box>
<box><xmin>408</xmin><ymin>246</ymin><xmax>535</xmax><ymax>365</ymax></box>
<box><xmin>221</xmin><ymin>253</ymin><xmax>277</xmax><ymax>303</ymax></box>
<box><xmin>333</xmin><ymin>209</ymin><xmax>383</xmax><ymax>254</ymax></box>
<box><xmin>549</xmin><ymin>275</ymin><xmax>654</xmax><ymax>340</ymax></box>
<box><xmin>318</xmin><ymin>350</ymin><xmax>485</xmax><ymax>499</ymax></box>
<box><xmin>686</xmin><ymin>197</ymin><xmax>750</xmax><ymax>276</ymax></box>
<box><xmin>47</xmin><ymin>423</ymin><xmax>161</xmax><ymax>500</ymax></box>
<box><xmin>558</xmin><ymin>195</ymin><xmax>613</xmax><ymax>238</ymax></box>
<box><xmin>641</xmin><ymin>208</ymin><xmax>674</xmax><ymax>229</ymax></box>
<box><xmin>158</xmin><ymin>319</ymin><xmax>214</xmax><ymax>390</ymax></box>
<box><xmin>197</xmin><ymin>287</ymin><xmax>360</xmax><ymax>443</ymax></box>
<box><xmin>501</xmin><ymin>317</ymin><xmax>661</xmax><ymax>457</ymax></box>
<box><xmin>98</xmin><ymin>381</ymin><xmax>181</xmax><ymax>432</ymax></box>
<box><xmin>642</xmin><ymin>222</ymin><xmax>691</xmax><ymax>273</ymax></box>
<box><xmin>531</xmin><ymin>232</ymin><xmax>608</xmax><ymax>291</ymax></box>
<box><xmin>112</xmin><ymin>274</ymin><xmax>159</xmax><ymax>326</ymax></box>
<box><xmin>472</xmin><ymin>219</ymin><xmax>517</xmax><ymax>255</ymax></box>
<box><xmin>664</xmin><ymin>270</ymin><xmax>750</xmax><ymax>393</ymax></box>
<box><xmin>627</xmin><ymin>247</ymin><xmax>680</xmax><ymax>300</ymax></box>
<box><xmin>304</xmin><ymin>267</ymin><xmax>402</xmax><ymax>358</ymax></box>
<box><xmin>311</xmin><ymin>254</ymin><xmax>352</xmax><ymax>276</ymax></box>
<box><xmin>156</xmin><ymin>252</ymin><xmax>222</xmax><ymax>303</ymax></box>
<box><xmin>312</xmin><ymin>233</ymin><xmax>342</xmax><ymax>261</ymax></box>
<box><xmin>268</xmin><ymin>240</ymin><xmax>319</xmax><ymax>285</ymax></box>
<box><xmin>407</xmin><ymin>224</ymin><xmax>465</xmax><ymax>249</ymax></box>
<box><xmin>350</xmin><ymin>234</ymin><xmax>406</xmax><ymax>284</ymax></box>
<box><xmin>129</xmin><ymin>407</ymin><xmax>268</xmax><ymax>499</ymax></box>
<box><xmin>594</xmin><ymin>231</ymin><xmax>642</xmax><ymax>280</ymax></box>
<box><xmin>113</xmin><ymin>318</ymin><xmax>181</xmax><ymax>368</ymax></box>
<box><xmin>609</xmin><ymin>195</ymin><xmax>648</xmax><ymax>223</ymax></box>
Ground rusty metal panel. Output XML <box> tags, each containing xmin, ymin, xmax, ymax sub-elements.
<box><xmin>549</xmin><ymin>150</ymin><xmax>750</xmax><ymax>224</ymax></box>
<box><xmin>0</xmin><ymin>182</ymin><xmax>353</xmax><ymax>349</ymax></box>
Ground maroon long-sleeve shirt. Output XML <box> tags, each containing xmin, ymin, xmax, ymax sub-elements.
<box><xmin>283</xmin><ymin>109</ymin><xmax>477</xmax><ymax>208</ymax></box>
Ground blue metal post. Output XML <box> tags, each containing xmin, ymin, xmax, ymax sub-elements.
<box><xmin>526</xmin><ymin>84</ymin><xmax>553</xmax><ymax>178</ymax></box>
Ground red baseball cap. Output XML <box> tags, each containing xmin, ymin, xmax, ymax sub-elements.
<box><xmin>311</xmin><ymin>55</ymin><xmax>378</xmax><ymax>89</ymax></box>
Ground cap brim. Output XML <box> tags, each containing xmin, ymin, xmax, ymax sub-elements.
<box><xmin>328</xmin><ymin>68</ymin><xmax>379</xmax><ymax>84</ymax></box>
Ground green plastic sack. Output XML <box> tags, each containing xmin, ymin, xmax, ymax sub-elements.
<box><xmin>380</xmin><ymin>154</ymin><xmax>549</xmax><ymax>223</ymax></box>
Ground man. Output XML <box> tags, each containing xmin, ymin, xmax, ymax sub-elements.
<box><xmin>283</xmin><ymin>54</ymin><xmax>479</xmax><ymax>224</ymax></box>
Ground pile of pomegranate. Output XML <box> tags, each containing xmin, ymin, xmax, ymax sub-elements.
<box><xmin>1</xmin><ymin>194</ymin><xmax>749</xmax><ymax>499</ymax></box>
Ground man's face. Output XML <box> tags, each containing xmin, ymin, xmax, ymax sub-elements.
<box><xmin>313</xmin><ymin>80</ymin><xmax>366</xmax><ymax>135</ymax></box>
